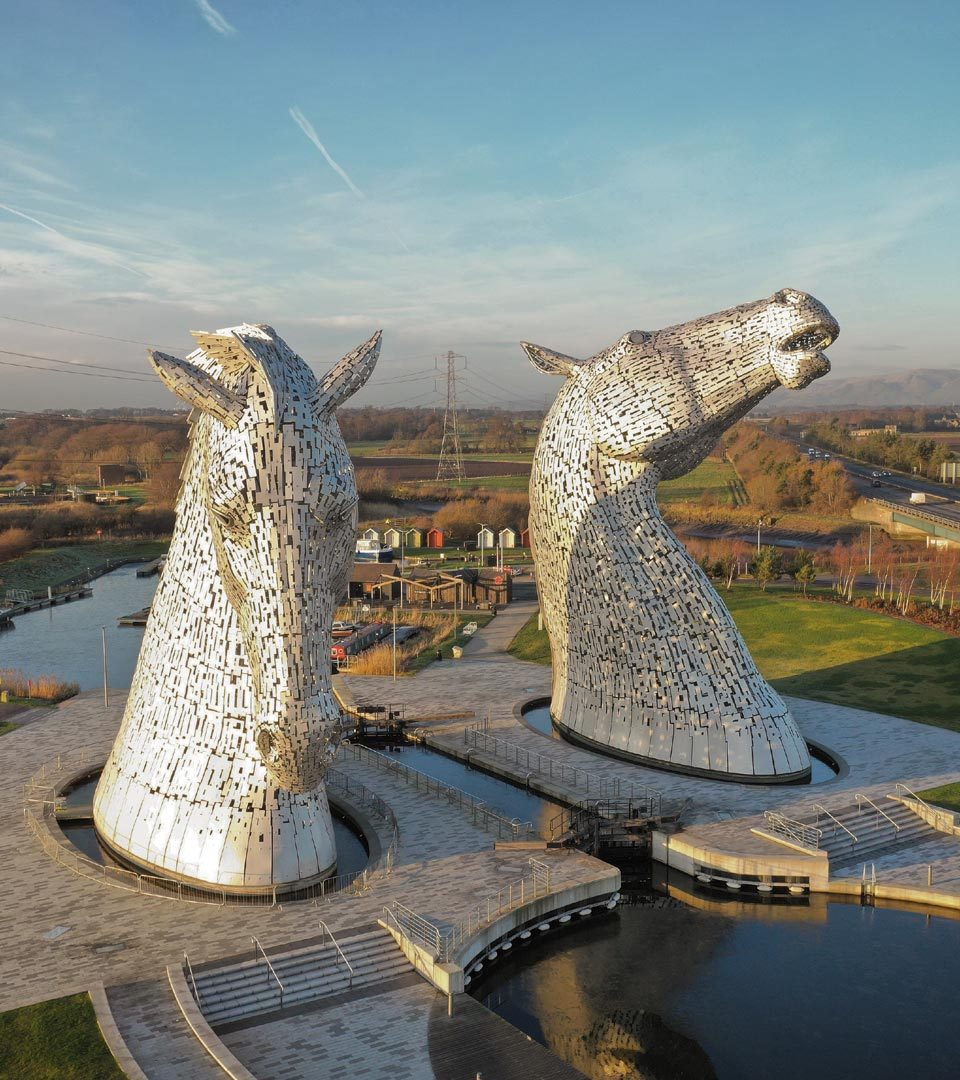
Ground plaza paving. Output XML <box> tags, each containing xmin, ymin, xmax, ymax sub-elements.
<box><xmin>5</xmin><ymin>599</ymin><xmax>960</xmax><ymax>1076</ymax></box>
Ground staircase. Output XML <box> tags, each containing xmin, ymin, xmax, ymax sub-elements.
<box><xmin>802</xmin><ymin>798</ymin><xmax>943</xmax><ymax>869</ymax></box>
<box><xmin>190</xmin><ymin>926</ymin><xmax>410</xmax><ymax>1028</ymax></box>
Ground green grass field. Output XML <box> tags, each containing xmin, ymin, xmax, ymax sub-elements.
<box><xmin>509</xmin><ymin>587</ymin><xmax>960</xmax><ymax>731</ymax></box>
<box><xmin>443</xmin><ymin>474</ymin><xmax>530</xmax><ymax>492</ymax></box>
<box><xmin>0</xmin><ymin>721</ymin><xmax>16</xmax><ymax>737</ymax></box>
<box><xmin>656</xmin><ymin>459</ymin><xmax>738</xmax><ymax>505</ymax></box>
<box><xmin>0</xmin><ymin>540</ymin><xmax>169</xmax><ymax>595</ymax></box>
<box><xmin>0</xmin><ymin>993</ymin><xmax>124</xmax><ymax>1080</ymax></box>
<box><xmin>918</xmin><ymin>782</ymin><xmax>960</xmax><ymax>813</ymax></box>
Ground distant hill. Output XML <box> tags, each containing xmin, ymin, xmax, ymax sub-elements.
<box><xmin>766</xmin><ymin>368</ymin><xmax>960</xmax><ymax>410</ymax></box>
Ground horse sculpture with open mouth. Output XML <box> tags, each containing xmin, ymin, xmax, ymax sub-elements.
<box><xmin>525</xmin><ymin>289</ymin><xmax>839</xmax><ymax>782</ymax></box>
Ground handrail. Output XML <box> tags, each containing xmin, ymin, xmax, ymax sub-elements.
<box><xmin>318</xmin><ymin>920</ymin><xmax>354</xmax><ymax>985</ymax></box>
<box><xmin>385</xmin><ymin>900</ymin><xmax>443</xmax><ymax>957</ymax></box>
<box><xmin>762</xmin><ymin>810</ymin><xmax>823</xmax><ymax>849</ymax></box>
<box><xmin>386</xmin><ymin>857</ymin><xmax>555</xmax><ymax>965</ymax></box>
<box><xmin>814</xmin><ymin>804</ymin><xmax>858</xmax><ymax>844</ymax></box>
<box><xmin>251</xmin><ymin>937</ymin><xmax>285</xmax><ymax>1008</ymax></box>
<box><xmin>894</xmin><ymin>782</ymin><xmax>957</xmax><ymax>831</ymax></box>
<box><xmin>854</xmin><ymin>792</ymin><xmax>901</xmax><ymax>833</ymax></box>
<box><xmin>339</xmin><ymin>741</ymin><xmax>534</xmax><ymax>839</ymax></box>
<box><xmin>461</xmin><ymin>725</ymin><xmax>663</xmax><ymax>815</ymax></box>
<box><xmin>183</xmin><ymin>951</ymin><xmax>203</xmax><ymax>1007</ymax></box>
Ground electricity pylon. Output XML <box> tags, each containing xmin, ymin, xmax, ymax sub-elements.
<box><xmin>436</xmin><ymin>350</ymin><xmax>465</xmax><ymax>482</ymax></box>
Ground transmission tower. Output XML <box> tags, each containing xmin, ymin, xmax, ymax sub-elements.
<box><xmin>436</xmin><ymin>350</ymin><xmax>465</xmax><ymax>481</ymax></box>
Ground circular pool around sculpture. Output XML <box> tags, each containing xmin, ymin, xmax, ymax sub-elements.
<box><xmin>53</xmin><ymin>767</ymin><xmax>370</xmax><ymax>900</ymax></box>
<box><xmin>469</xmin><ymin>878</ymin><xmax>960</xmax><ymax>1080</ymax></box>
<box><xmin>519</xmin><ymin>698</ymin><xmax>842</xmax><ymax>785</ymax></box>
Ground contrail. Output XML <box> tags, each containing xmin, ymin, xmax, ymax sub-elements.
<box><xmin>195</xmin><ymin>0</ymin><xmax>236</xmax><ymax>35</ymax></box>
<box><xmin>0</xmin><ymin>201</ymin><xmax>146</xmax><ymax>278</ymax></box>
<box><xmin>289</xmin><ymin>106</ymin><xmax>364</xmax><ymax>197</ymax></box>
<box><xmin>0</xmin><ymin>201</ymin><xmax>61</xmax><ymax>234</ymax></box>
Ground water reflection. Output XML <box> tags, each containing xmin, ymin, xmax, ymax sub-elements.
<box><xmin>472</xmin><ymin>875</ymin><xmax>960</xmax><ymax>1080</ymax></box>
<box><xmin>0</xmin><ymin>565</ymin><xmax>157</xmax><ymax>690</ymax></box>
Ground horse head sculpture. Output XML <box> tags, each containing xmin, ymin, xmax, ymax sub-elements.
<box><xmin>526</xmin><ymin>290</ymin><xmax>838</xmax><ymax>782</ymax></box>
<box><xmin>94</xmin><ymin>324</ymin><xmax>380</xmax><ymax>892</ymax></box>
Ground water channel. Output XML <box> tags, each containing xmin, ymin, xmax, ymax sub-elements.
<box><xmin>6</xmin><ymin>563</ymin><xmax>960</xmax><ymax>1076</ymax></box>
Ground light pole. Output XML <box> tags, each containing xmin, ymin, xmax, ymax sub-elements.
<box><xmin>479</xmin><ymin>523</ymin><xmax>487</xmax><ymax>568</ymax></box>
<box><xmin>868</xmin><ymin>523</ymin><xmax>873</xmax><ymax>575</ymax></box>
<box><xmin>756</xmin><ymin>518</ymin><xmax>764</xmax><ymax>554</ymax></box>
<box><xmin>101</xmin><ymin>625</ymin><xmax>109</xmax><ymax>707</ymax></box>
<box><xmin>392</xmin><ymin>604</ymin><xmax>397</xmax><ymax>682</ymax></box>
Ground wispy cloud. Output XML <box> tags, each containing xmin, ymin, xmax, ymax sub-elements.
<box><xmin>289</xmin><ymin>106</ymin><xmax>363</xmax><ymax>197</ymax></box>
<box><xmin>195</xmin><ymin>0</ymin><xmax>236</xmax><ymax>36</ymax></box>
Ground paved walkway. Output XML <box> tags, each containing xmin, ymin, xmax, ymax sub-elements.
<box><xmin>459</xmin><ymin>599</ymin><xmax>538</xmax><ymax>657</ymax></box>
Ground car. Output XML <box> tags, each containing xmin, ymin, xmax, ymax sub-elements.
<box><xmin>881</xmin><ymin>471</ymin><xmax>892</xmax><ymax>477</ymax></box>
<box><xmin>871</xmin><ymin>471</ymin><xmax>882</xmax><ymax>478</ymax></box>
<box><xmin>872</xmin><ymin>480</ymin><xmax>882</xmax><ymax>488</ymax></box>
<box><xmin>823</xmin><ymin>452</ymin><xmax>831</xmax><ymax>459</ymax></box>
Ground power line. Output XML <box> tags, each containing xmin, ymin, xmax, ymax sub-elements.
<box><xmin>0</xmin><ymin>313</ymin><xmax>180</xmax><ymax>350</ymax></box>
<box><xmin>0</xmin><ymin>347</ymin><xmax>153</xmax><ymax>378</ymax></box>
<box><xmin>0</xmin><ymin>357</ymin><xmax>156</xmax><ymax>383</ymax></box>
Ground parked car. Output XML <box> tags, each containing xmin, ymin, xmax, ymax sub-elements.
<box><xmin>872</xmin><ymin>480</ymin><xmax>882</xmax><ymax>488</ymax></box>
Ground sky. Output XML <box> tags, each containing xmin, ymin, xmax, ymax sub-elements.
<box><xmin>0</xmin><ymin>0</ymin><xmax>958</xmax><ymax>412</ymax></box>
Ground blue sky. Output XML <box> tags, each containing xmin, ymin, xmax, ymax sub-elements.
<box><xmin>1</xmin><ymin>0</ymin><xmax>957</xmax><ymax>410</ymax></box>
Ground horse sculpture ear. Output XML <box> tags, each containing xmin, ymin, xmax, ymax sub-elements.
<box><xmin>149</xmin><ymin>350</ymin><xmax>245</xmax><ymax>429</ymax></box>
<box><xmin>311</xmin><ymin>330</ymin><xmax>382</xmax><ymax>414</ymax></box>
<box><xmin>521</xmin><ymin>342</ymin><xmax>586</xmax><ymax>378</ymax></box>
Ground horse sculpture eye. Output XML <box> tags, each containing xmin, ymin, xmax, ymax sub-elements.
<box><xmin>210</xmin><ymin>503</ymin><xmax>250</xmax><ymax>533</ymax></box>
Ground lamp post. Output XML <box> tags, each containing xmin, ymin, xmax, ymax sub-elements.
<box><xmin>756</xmin><ymin>517</ymin><xmax>764</xmax><ymax>554</ymax></box>
<box><xmin>392</xmin><ymin>604</ymin><xmax>397</xmax><ymax>682</ymax></box>
<box><xmin>479</xmin><ymin>522</ymin><xmax>487</xmax><ymax>567</ymax></box>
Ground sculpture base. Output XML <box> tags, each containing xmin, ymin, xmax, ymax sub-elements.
<box><xmin>551</xmin><ymin>713</ymin><xmax>812</xmax><ymax>786</ymax></box>
<box><xmin>93</xmin><ymin>829</ymin><xmax>338</xmax><ymax>897</ymax></box>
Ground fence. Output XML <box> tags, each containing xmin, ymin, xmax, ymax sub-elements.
<box><xmin>762</xmin><ymin>810</ymin><xmax>823</xmax><ymax>849</ymax></box>
<box><xmin>462</xmin><ymin>725</ymin><xmax>663</xmax><ymax>815</ymax></box>
<box><xmin>23</xmin><ymin>752</ymin><xmax>401</xmax><ymax>908</ymax></box>
<box><xmin>384</xmin><ymin>857</ymin><xmax>553</xmax><ymax>963</ymax></box>
<box><xmin>339</xmin><ymin>741</ymin><xmax>535</xmax><ymax>839</ymax></box>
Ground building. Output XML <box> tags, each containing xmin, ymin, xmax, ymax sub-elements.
<box><xmin>426</xmin><ymin>528</ymin><xmax>445</xmax><ymax>549</ymax></box>
<box><xmin>498</xmin><ymin>526</ymin><xmax>519</xmax><ymax>549</ymax></box>
<box><xmin>476</xmin><ymin>525</ymin><xmax>495</xmax><ymax>550</ymax></box>
<box><xmin>97</xmin><ymin>460</ymin><xmax>129</xmax><ymax>486</ymax></box>
<box><xmin>520</xmin><ymin>527</ymin><xmax>531</xmax><ymax>548</ymax></box>
<box><xmin>347</xmin><ymin>562</ymin><xmax>400</xmax><ymax>601</ymax></box>
<box><xmin>405</xmin><ymin>527</ymin><xmax>425</xmax><ymax>549</ymax></box>
<box><xmin>850</xmin><ymin>424</ymin><xmax>899</xmax><ymax>437</ymax></box>
<box><xmin>383</xmin><ymin>527</ymin><xmax>404</xmax><ymax>549</ymax></box>
<box><xmin>361</xmin><ymin>527</ymin><xmax>381</xmax><ymax>542</ymax></box>
<box><xmin>941</xmin><ymin>461</ymin><xmax>960</xmax><ymax>484</ymax></box>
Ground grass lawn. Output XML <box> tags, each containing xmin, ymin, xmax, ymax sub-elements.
<box><xmin>0</xmin><ymin>721</ymin><xmax>16</xmax><ymax>737</ymax></box>
<box><xmin>0</xmin><ymin>539</ymin><xmax>169</xmax><ymax>595</ymax></box>
<box><xmin>656</xmin><ymin>459</ymin><xmax>738</xmax><ymax>505</ymax></box>
<box><xmin>443</xmin><ymin>474</ymin><xmax>530</xmax><ymax>492</ymax></box>
<box><xmin>509</xmin><ymin>586</ymin><xmax>960</xmax><ymax>731</ymax></box>
<box><xmin>406</xmin><ymin>611</ymin><xmax>496</xmax><ymax>672</ymax></box>
<box><xmin>917</xmin><ymin>782</ymin><xmax>960</xmax><ymax>813</ymax></box>
<box><xmin>0</xmin><ymin>992</ymin><xmax>124</xmax><ymax>1080</ymax></box>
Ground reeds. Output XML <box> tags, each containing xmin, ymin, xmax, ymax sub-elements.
<box><xmin>0</xmin><ymin>667</ymin><xmax>80</xmax><ymax>702</ymax></box>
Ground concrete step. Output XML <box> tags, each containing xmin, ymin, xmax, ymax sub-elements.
<box><xmin>201</xmin><ymin>961</ymin><xmax>412</xmax><ymax>1025</ymax></box>
<box><xmin>193</xmin><ymin>928</ymin><xmax>410</xmax><ymax>1026</ymax></box>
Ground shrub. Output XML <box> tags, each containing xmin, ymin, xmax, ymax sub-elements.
<box><xmin>0</xmin><ymin>668</ymin><xmax>80</xmax><ymax>702</ymax></box>
<box><xmin>0</xmin><ymin>527</ymin><xmax>34</xmax><ymax>562</ymax></box>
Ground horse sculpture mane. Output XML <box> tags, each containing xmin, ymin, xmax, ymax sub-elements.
<box><xmin>525</xmin><ymin>289</ymin><xmax>839</xmax><ymax>782</ymax></box>
<box><xmin>93</xmin><ymin>323</ymin><xmax>380</xmax><ymax>893</ymax></box>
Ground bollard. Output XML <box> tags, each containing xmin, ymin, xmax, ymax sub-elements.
<box><xmin>928</xmin><ymin>864</ymin><xmax>933</xmax><ymax>887</ymax></box>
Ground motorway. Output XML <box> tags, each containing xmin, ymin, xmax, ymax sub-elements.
<box><xmin>774</xmin><ymin>430</ymin><xmax>960</xmax><ymax>529</ymax></box>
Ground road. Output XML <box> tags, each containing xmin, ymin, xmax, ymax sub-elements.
<box><xmin>774</xmin><ymin>430</ymin><xmax>960</xmax><ymax>529</ymax></box>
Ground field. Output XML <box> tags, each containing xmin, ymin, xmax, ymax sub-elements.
<box><xmin>0</xmin><ymin>992</ymin><xmax>125</xmax><ymax>1079</ymax></box>
<box><xmin>509</xmin><ymin>586</ymin><xmax>960</xmax><ymax>731</ymax></box>
<box><xmin>352</xmin><ymin>456</ymin><xmax>531</xmax><ymax>481</ymax></box>
<box><xmin>0</xmin><ymin>540</ymin><xmax>168</xmax><ymax>595</ymax></box>
<box><xmin>656</xmin><ymin>459</ymin><xmax>740</xmax><ymax>506</ymax></box>
<box><xmin>443</xmin><ymin>474</ymin><xmax>530</xmax><ymax>492</ymax></box>
<box><xmin>917</xmin><ymin>781</ymin><xmax>960</xmax><ymax>813</ymax></box>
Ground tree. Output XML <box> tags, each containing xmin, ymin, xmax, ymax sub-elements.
<box><xmin>790</xmin><ymin>552</ymin><xmax>812</xmax><ymax>596</ymax></box>
<box><xmin>752</xmin><ymin>546</ymin><xmax>783</xmax><ymax>591</ymax></box>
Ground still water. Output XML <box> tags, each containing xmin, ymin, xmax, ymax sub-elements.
<box><xmin>472</xmin><ymin>882</ymin><xmax>960</xmax><ymax>1080</ymax></box>
<box><xmin>0</xmin><ymin>564</ymin><xmax>156</xmax><ymax>690</ymax></box>
<box><xmin>371</xmin><ymin>741</ymin><xmax>561</xmax><ymax>833</ymax></box>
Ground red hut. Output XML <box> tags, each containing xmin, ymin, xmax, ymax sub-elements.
<box><xmin>520</xmin><ymin>527</ymin><xmax>531</xmax><ymax>548</ymax></box>
<box><xmin>426</xmin><ymin>527</ymin><xmax>445</xmax><ymax>549</ymax></box>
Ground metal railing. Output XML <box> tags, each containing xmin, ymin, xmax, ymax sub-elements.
<box><xmin>318</xmin><ymin>919</ymin><xmax>354</xmax><ymax>985</ymax></box>
<box><xmin>23</xmin><ymin>754</ymin><xmax>401</xmax><ymax>909</ymax></box>
<box><xmin>339</xmin><ymin>741</ymin><xmax>534</xmax><ymax>839</ymax></box>
<box><xmin>894</xmin><ymin>782</ymin><xmax>958</xmax><ymax>832</ymax></box>
<box><xmin>462</xmin><ymin>725</ymin><xmax>663</xmax><ymax>815</ymax></box>
<box><xmin>762</xmin><ymin>810</ymin><xmax>823</xmax><ymax>849</ymax></box>
<box><xmin>252</xmin><ymin>936</ymin><xmax>285</xmax><ymax>1009</ymax></box>
<box><xmin>384</xmin><ymin>857</ymin><xmax>554</xmax><ymax>964</ymax></box>
<box><xmin>855</xmin><ymin>792</ymin><xmax>901</xmax><ymax>835</ymax></box>
<box><xmin>183</xmin><ymin>951</ymin><xmax>203</xmax><ymax>1007</ymax></box>
<box><xmin>814</xmin><ymin>804</ymin><xmax>858</xmax><ymax>844</ymax></box>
